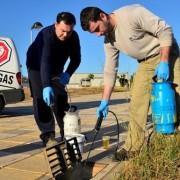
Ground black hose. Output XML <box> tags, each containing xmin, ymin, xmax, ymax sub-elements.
<box><xmin>85</xmin><ymin>110</ymin><xmax>120</xmax><ymax>164</ymax></box>
<box><xmin>84</xmin><ymin>130</ymin><xmax>99</xmax><ymax>166</ymax></box>
<box><xmin>108</xmin><ymin>110</ymin><xmax>120</xmax><ymax>152</ymax></box>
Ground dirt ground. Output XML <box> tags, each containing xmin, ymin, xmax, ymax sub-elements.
<box><xmin>23</xmin><ymin>86</ymin><xmax>128</xmax><ymax>100</ymax></box>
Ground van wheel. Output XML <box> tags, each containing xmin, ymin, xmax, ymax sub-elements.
<box><xmin>0</xmin><ymin>98</ymin><xmax>5</xmax><ymax>111</ymax></box>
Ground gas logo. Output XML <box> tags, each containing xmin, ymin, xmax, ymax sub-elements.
<box><xmin>0</xmin><ymin>40</ymin><xmax>12</xmax><ymax>66</ymax></box>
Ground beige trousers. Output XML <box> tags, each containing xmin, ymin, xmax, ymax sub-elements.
<box><xmin>124</xmin><ymin>45</ymin><xmax>180</xmax><ymax>151</ymax></box>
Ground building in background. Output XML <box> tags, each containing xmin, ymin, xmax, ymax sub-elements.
<box><xmin>68</xmin><ymin>72</ymin><xmax>130</xmax><ymax>88</ymax></box>
<box><xmin>23</xmin><ymin>72</ymin><xmax>132</xmax><ymax>88</ymax></box>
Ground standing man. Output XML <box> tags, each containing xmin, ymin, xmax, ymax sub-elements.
<box><xmin>80</xmin><ymin>4</ymin><xmax>180</xmax><ymax>160</ymax></box>
<box><xmin>27</xmin><ymin>12</ymin><xmax>81</xmax><ymax>146</ymax></box>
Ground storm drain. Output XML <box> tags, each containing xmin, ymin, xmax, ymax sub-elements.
<box><xmin>44</xmin><ymin>137</ymin><xmax>107</xmax><ymax>180</ymax></box>
<box><xmin>44</xmin><ymin>137</ymin><xmax>82</xmax><ymax>179</ymax></box>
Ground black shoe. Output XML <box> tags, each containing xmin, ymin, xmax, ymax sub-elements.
<box><xmin>114</xmin><ymin>148</ymin><xmax>138</xmax><ymax>161</ymax></box>
<box><xmin>57</xmin><ymin>136</ymin><xmax>64</xmax><ymax>142</ymax></box>
<box><xmin>40</xmin><ymin>132</ymin><xmax>58</xmax><ymax>147</ymax></box>
<box><xmin>114</xmin><ymin>148</ymin><xmax>129</xmax><ymax>161</ymax></box>
<box><xmin>46</xmin><ymin>136</ymin><xmax>58</xmax><ymax>147</ymax></box>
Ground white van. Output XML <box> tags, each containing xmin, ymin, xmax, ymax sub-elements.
<box><xmin>0</xmin><ymin>37</ymin><xmax>25</xmax><ymax>111</ymax></box>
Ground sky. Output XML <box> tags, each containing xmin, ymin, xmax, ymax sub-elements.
<box><xmin>0</xmin><ymin>0</ymin><xmax>180</xmax><ymax>77</ymax></box>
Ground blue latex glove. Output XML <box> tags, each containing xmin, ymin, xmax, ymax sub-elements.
<box><xmin>96</xmin><ymin>100</ymin><xmax>109</xmax><ymax>119</ymax></box>
<box><xmin>154</xmin><ymin>61</ymin><xmax>169</xmax><ymax>80</ymax></box>
<box><xmin>59</xmin><ymin>72</ymin><xmax>70</xmax><ymax>86</ymax></box>
<box><xmin>43</xmin><ymin>86</ymin><xmax>54</xmax><ymax>106</ymax></box>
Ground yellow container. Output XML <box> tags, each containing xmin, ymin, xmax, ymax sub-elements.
<box><xmin>102</xmin><ymin>136</ymin><xmax>110</xmax><ymax>149</ymax></box>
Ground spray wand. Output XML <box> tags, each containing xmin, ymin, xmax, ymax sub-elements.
<box><xmin>84</xmin><ymin>114</ymin><xmax>103</xmax><ymax>165</ymax></box>
<box><xmin>84</xmin><ymin>111</ymin><xmax>120</xmax><ymax>165</ymax></box>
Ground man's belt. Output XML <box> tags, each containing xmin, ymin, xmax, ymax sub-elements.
<box><xmin>137</xmin><ymin>53</ymin><xmax>159</xmax><ymax>63</ymax></box>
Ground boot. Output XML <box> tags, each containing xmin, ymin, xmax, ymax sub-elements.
<box><xmin>40</xmin><ymin>132</ymin><xmax>58</xmax><ymax>147</ymax></box>
<box><xmin>114</xmin><ymin>148</ymin><xmax>138</xmax><ymax>161</ymax></box>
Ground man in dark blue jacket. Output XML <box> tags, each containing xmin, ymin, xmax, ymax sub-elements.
<box><xmin>26</xmin><ymin>12</ymin><xmax>81</xmax><ymax>146</ymax></box>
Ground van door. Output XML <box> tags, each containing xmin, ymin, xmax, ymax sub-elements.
<box><xmin>0</xmin><ymin>37</ymin><xmax>24</xmax><ymax>111</ymax></box>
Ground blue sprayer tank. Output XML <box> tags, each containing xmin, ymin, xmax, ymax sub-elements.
<box><xmin>151</xmin><ymin>81</ymin><xmax>177</xmax><ymax>134</ymax></box>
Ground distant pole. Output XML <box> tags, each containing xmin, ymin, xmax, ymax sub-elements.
<box><xmin>30</xmin><ymin>22</ymin><xmax>43</xmax><ymax>44</ymax></box>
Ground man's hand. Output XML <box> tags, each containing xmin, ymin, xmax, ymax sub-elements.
<box><xmin>43</xmin><ymin>86</ymin><xmax>54</xmax><ymax>106</ymax></box>
<box><xmin>154</xmin><ymin>61</ymin><xmax>169</xmax><ymax>80</ymax></box>
<box><xmin>59</xmin><ymin>72</ymin><xmax>70</xmax><ymax>86</ymax></box>
<box><xmin>96</xmin><ymin>100</ymin><xmax>109</xmax><ymax>119</ymax></box>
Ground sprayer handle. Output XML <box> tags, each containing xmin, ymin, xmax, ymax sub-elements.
<box><xmin>95</xmin><ymin>114</ymin><xmax>104</xmax><ymax>132</ymax></box>
<box><xmin>152</xmin><ymin>75</ymin><xmax>165</xmax><ymax>83</ymax></box>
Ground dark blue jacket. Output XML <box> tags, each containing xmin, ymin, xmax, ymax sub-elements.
<box><xmin>26</xmin><ymin>25</ymin><xmax>81</xmax><ymax>88</ymax></box>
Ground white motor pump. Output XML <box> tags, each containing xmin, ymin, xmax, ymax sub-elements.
<box><xmin>63</xmin><ymin>106</ymin><xmax>81</xmax><ymax>136</ymax></box>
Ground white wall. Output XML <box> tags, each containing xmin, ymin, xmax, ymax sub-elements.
<box><xmin>68</xmin><ymin>73</ymin><xmax>129</xmax><ymax>88</ymax></box>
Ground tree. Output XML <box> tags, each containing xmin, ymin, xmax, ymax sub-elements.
<box><xmin>22</xmin><ymin>76</ymin><xmax>28</xmax><ymax>83</ymax></box>
<box><xmin>87</xmin><ymin>73</ymin><xmax>94</xmax><ymax>80</ymax></box>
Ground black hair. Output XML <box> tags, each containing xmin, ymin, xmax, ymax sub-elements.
<box><xmin>80</xmin><ymin>7</ymin><xmax>107</xmax><ymax>31</ymax></box>
<box><xmin>56</xmin><ymin>12</ymin><xmax>76</xmax><ymax>25</ymax></box>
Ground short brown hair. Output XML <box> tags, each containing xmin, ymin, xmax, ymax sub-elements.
<box><xmin>80</xmin><ymin>7</ymin><xmax>107</xmax><ymax>31</ymax></box>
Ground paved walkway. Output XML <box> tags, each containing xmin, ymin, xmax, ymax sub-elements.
<box><xmin>0</xmin><ymin>92</ymin><xmax>132</xmax><ymax>179</ymax></box>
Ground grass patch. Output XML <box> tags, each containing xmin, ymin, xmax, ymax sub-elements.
<box><xmin>116</xmin><ymin>132</ymin><xmax>180</xmax><ymax>180</ymax></box>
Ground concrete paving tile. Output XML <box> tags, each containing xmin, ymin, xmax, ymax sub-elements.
<box><xmin>21</xmin><ymin>128</ymin><xmax>38</xmax><ymax>132</ymax></box>
<box><xmin>0</xmin><ymin>92</ymin><xmax>131</xmax><ymax>179</ymax></box>
<box><xmin>100</xmin><ymin>161</ymin><xmax>127</xmax><ymax>180</ymax></box>
<box><xmin>0</xmin><ymin>130</ymin><xmax>34</xmax><ymax>140</ymax></box>
<box><xmin>0</xmin><ymin>126</ymin><xmax>11</xmax><ymax>131</ymax></box>
<box><xmin>94</xmin><ymin>162</ymin><xmax>119</xmax><ymax>180</ymax></box>
<box><xmin>17</xmin><ymin>131</ymin><xmax>39</xmax><ymax>138</ymax></box>
<box><xmin>2</xmin><ymin>129</ymin><xmax>33</xmax><ymax>134</ymax></box>
<box><xmin>36</xmin><ymin>174</ymin><xmax>52</xmax><ymax>180</ymax></box>
<box><xmin>0</xmin><ymin>167</ymin><xmax>43</xmax><ymax>180</ymax></box>
<box><xmin>0</xmin><ymin>132</ymin><xmax>20</xmax><ymax>140</ymax></box>
<box><xmin>0</xmin><ymin>141</ymin><xmax>22</xmax><ymax>149</ymax></box>
<box><xmin>82</xmin><ymin>146</ymin><xmax>115</xmax><ymax>163</ymax></box>
<box><xmin>5</xmin><ymin>134</ymin><xmax>38</xmax><ymax>143</ymax></box>
<box><xmin>0</xmin><ymin>151</ymin><xmax>30</xmax><ymax>168</ymax></box>
<box><xmin>0</xmin><ymin>141</ymin><xmax>42</xmax><ymax>155</ymax></box>
<box><xmin>8</xmin><ymin>152</ymin><xmax>49</xmax><ymax>174</ymax></box>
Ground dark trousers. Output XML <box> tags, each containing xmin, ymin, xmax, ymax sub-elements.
<box><xmin>28</xmin><ymin>69</ymin><xmax>69</xmax><ymax>138</ymax></box>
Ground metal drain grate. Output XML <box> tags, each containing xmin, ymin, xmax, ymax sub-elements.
<box><xmin>44</xmin><ymin>137</ymin><xmax>82</xmax><ymax>179</ymax></box>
